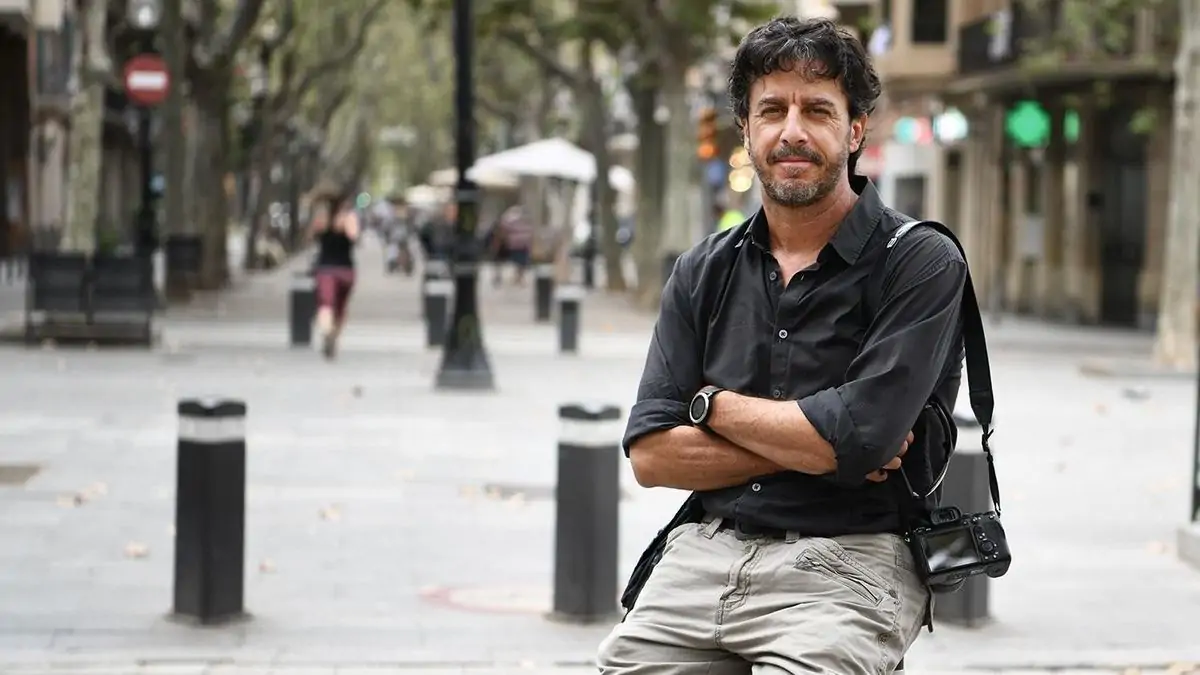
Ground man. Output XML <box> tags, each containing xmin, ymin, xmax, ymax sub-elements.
<box><xmin>598</xmin><ymin>17</ymin><xmax>966</xmax><ymax>674</ymax></box>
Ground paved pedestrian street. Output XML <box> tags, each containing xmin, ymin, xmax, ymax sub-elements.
<box><xmin>2</xmin><ymin>240</ymin><xmax>1199</xmax><ymax>673</ymax></box>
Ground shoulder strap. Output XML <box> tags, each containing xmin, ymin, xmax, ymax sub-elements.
<box><xmin>882</xmin><ymin>220</ymin><xmax>1002</xmax><ymax>515</ymax></box>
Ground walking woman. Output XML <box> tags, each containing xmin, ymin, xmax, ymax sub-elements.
<box><xmin>309</xmin><ymin>189</ymin><xmax>360</xmax><ymax>359</ymax></box>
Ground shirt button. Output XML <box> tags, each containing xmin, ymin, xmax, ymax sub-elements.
<box><xmin>772</xmin><ymin>388</ymin><xmax>783</xmax><ymax>399</ymax></box>
<box><xmin>769</xmin><ymin>271</ymin><xmax>778</xmax><ymax>281</ymax></box>
<box><xmin>751</xmin><ymin>483</ymin><xmax>762</xmax><ymax>492</ymax></box>
<box><xmin>778</xmin><ymin>329</ymin><xmax>788</xmax><ymax>340</ymax></box>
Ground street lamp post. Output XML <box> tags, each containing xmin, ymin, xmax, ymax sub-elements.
<box><xmin>435</xmin><ymin>0</ymin><xmax>494</xmax><ymax>390</ymax></box>
<box><xmin>128</xmin><ymin>0</ymin><xmax>162</xmax><ymax>258</ymax></box>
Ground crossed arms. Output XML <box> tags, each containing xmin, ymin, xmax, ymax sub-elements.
<box><xmin>625</xmin><ymin>242</ymin><xmax>966</xmax><ymax>491</ymax></box>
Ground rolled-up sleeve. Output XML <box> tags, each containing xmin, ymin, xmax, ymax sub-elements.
<box><xmin>798</xmin><ymin>232</ymin><xmax>967</xmax><ymax>486</ymax></box>
<box><xmin>622</xmin><ymin>254</ymin><xmax>704</xmax><ymax>456</ymax></box>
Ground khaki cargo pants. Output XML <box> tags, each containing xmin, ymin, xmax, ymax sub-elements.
<box><xmin>597</xmin><ymin>517</ymin><xmax>929</xmax><ymax>675</ymax></box>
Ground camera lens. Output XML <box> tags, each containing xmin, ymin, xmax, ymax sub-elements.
<box><xmin>980</xmin><ymin>541</ymin><xmax>995</xmax><ymax>553</ymax></box>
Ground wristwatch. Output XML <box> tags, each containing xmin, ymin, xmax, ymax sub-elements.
<box><xmin>688</xmin><ymin>385</ymin><xmax>726</xmax><ymax>429</ymax></box>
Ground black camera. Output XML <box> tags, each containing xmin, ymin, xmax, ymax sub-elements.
<box><xmin>908</xmin><ymin>506</ymin><xmax>1011</xmax><ymax>588</ymax></box>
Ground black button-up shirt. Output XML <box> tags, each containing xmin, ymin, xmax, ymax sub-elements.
<box><xmin>623</xmin><ymin>177</ymin><xmax>966</xmax><ymax>536</ymax></box>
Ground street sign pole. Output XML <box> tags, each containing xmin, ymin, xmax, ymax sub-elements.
<box><xmin>123</xmin><ymin>51</ymin><xmax>170</xmax><ymax>260</ymax></box>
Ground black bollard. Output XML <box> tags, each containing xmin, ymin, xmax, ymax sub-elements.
<box><xmin>556</xmin><ymin>285</ymin><xmax>584</xmax><ymax>354</ymax></box>
<box><xmin>534</xmin><ymin>264</ymin><xmax>554</xmax><ymax>322</ymax></box>
<box><xmin>551</xmin><ymin>403</ymin><xmax>622</xmax><ymax>622</ymax></box>
<box><xmin>172</xmin><ymin>399</ymin><xmax>249</xmax><ymax>625</ymax></box>
<box><xmin>422</xmin><ymin>259</ymin><xmax>450</xmax><ymax>320</ymax></box>
<box><xmin>289</xmin><ymin>273</ymin><xmax>316</xmax><ymax>347</ymax></box>
<box><xmin>932</xmin><ymin>443</ymin><xmax>992</xmax><ymax>627</ymax></box>
<box><xmin>424</xmin><ymin>278</ymin><xmax>453</xmax><ymax>348</ymax></box>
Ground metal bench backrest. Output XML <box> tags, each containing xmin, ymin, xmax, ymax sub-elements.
<box><xmin>89</xmin><ymin>254</ymin><xmax>156</xmax><ymax>314</ymax></box>
<box><xmin>28</xmin><ymin>252</ymin><xmax>88</xmax><ymax>313</ymax></box>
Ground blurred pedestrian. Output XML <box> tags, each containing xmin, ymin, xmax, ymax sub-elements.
<box><xmin>490</xmin><ymin>205</ymin><xmax>534</xmax><ymax>286</ymax></box>
<box><xmin>419</xmin><ymin>200</ymin><xmax>457</xmax><ymax>263</ymax></box>
<box><xmin>308</xmin><ymin>187</ymin><xmax>360</xmax><ymax>360</ymax></box>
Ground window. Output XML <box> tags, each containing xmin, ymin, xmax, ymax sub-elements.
<box><xmin>911</xmin><ymin>0</ymin><xmax>949</xmax><ymax>43</ymax></box>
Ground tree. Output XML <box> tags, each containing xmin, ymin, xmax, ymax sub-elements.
<box><xmin>616</xmin><ymin>0</ymin><xmax>775</xmax><ymax>305</ymax></box>
<box><xmin>183</xmin><ymin>0</ymin><xmax>269</xmax><ymax>289</ymax></box>
<box><xmin>1157</xmin><ymin>0</ymin><xmax>1200</xmax><ymax>369</ymax></box>
<box><xmin>239</xmin><ymin>0</ymin><xmax>388</xmax><ymax>268</ymax></box>
<box><xmin>62</xmin><ymin>0</ymin><xmax>111</xmax><ymax>253</ymax></box>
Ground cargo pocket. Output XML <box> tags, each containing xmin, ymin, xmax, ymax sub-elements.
<box><xmin>794</xmin><ymin>539</ymin><xmax>890</xmax><ymax>607</ymax></box>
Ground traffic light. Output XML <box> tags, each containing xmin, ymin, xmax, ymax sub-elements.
<box><xmin>697</xmin><ymin>107</ymin><xmax>718</xmax><ymax>160</ymax></box>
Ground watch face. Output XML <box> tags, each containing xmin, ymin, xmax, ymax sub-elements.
<box><xmin>689</xmin><ymin>393</ymin><xmax>708</xmax><ymax>424</ymax></box>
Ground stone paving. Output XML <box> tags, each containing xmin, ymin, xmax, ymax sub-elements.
<box><xmin>2</xmin><ymin>234</ymin><xmax>1199</xmax><ymax>673</ymax></box>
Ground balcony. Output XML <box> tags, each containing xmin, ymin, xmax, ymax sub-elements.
<box><xmin>875</xmin><ymin>42</ymin><xmax>955</xmax><ymax>90</ymax></box>
<box><xmin>954</xmin><ymin>1</ymin><xmax>1176</xmax><ymax>85</ymax></box>
<box><xmin>956</xmin><ymin>4</ymin><xmax>1034</xmax><ymax>76</ymax></box>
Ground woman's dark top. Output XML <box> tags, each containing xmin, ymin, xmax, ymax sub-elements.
<box><xmin>315</xmin><ymin>215</ymin><xmax>355</xmax><ymax>269</ymax></box>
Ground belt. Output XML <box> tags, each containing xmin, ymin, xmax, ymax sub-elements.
<box><xmin>716</xmin><ymin>517</ymin><xmax>791</xmax><ymax>541</ymax></box>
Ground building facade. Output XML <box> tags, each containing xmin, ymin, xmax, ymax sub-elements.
<box><xmin>870</xmin><ymin>0</ymin><xmax>1175</xmax><ymax>328</ymax></box>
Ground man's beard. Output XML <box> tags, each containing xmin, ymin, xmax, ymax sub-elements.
<box><xmin>750</xmin><ymin>132</ymin><xmax>851</xmax><ymax>208</ymax></box>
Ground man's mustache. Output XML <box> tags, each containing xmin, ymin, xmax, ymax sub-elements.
<box><xmin>769</xmin><ymin>147</ymin><xmax>823</xmax><ymax>165</ymax></box>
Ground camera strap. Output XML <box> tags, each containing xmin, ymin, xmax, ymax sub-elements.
<box><xmin>884</xmin><ymin>221</ymin><xmax>1000</xmax><ymax>516</ymax></box>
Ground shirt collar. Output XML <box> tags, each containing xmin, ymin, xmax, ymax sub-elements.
<box><xmin>745</xmin><ymin>175</ymin><xmax>883</xmax><ymax>265</ymax></box>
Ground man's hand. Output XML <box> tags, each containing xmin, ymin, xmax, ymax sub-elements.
<box><xmin>865</xmin><ymin>430</ymin><xmax>913</xmax><ymax>483</ymax></box>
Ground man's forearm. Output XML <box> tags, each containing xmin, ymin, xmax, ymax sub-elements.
<box><xmin>629</xmin><ymin>426</ymin><xmax>785</xmax><ymax>491</ymax></box>
<box><xmin>707</xmin><ymin>391</ymin><xmax>836</xmax><ymax>475</ymax></box>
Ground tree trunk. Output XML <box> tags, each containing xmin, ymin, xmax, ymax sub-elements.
<box><xmin>658</xmin><ymin>65</ymin><xmax>696</xmax><ymax>283</ymax></box>
<box><xmin>578</xmin><ymin>74</ymin><xmax>625</xmax><ymax>292</ymax></box>
<box><xmin>1155</xmin><ymin>0</ymin><xmax>1200</xmax><ymax>370</ymax></box>
<box><xmin>61</xmin><ymin>0</ymin><xmax>110</xmax><ymax>253</ymax></box>
<box><xmin>243</xmin><ymin>124</ymin><xmax>277</xmax><ymax>272</ymax></box>
<box><xmin>191</xmin><ymin>90</ymin><xmax>232</xmax><ymax>289</ymax></box>
<box><xmin>630</xmin><ymin>72</ymin><xmax>666</xmax><ymax>308</ymax></box>
<box><xmin>161</xmin><ymin>0</ymin><xmax>190</xmax><ymax>298</ymax></box>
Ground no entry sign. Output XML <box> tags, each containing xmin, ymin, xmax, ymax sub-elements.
<box><xmin>123</xmin><ymin>53</ymin><xmax>170</xmax><ymax>107</ymax></box>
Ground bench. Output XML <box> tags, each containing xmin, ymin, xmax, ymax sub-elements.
<box><xmin>24</xmin><ymin>252</ymin><xmax>156</xmax><ymax>345</ymax></box>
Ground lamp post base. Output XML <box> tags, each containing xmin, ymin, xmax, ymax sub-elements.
<box><xmin>434</xmin><ymin>265</ymin><xmax>495</xmax><ymax>392</ymax></box>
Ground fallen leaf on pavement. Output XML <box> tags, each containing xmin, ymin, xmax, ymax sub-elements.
<box><xmin>56</xmin><ymin>494</ymin><xmax>84</xmax><ymax>508</ymax></box>
<box><xmin>259</xmin><ymin>559</ymin><xmax>277</xmax><ymax>573</ymax></box>
<box><xmin>1146</xmin><ymin>540</ymin><xmax>1170</xmax><ymax>555</ymax></box>
<box><xmin>82</xmin><ymin>482</ymin><xmax>107</xmax><ymax>498</ymax></box>
<box><xmin>124</xmin><ymin>542</ymin><xmax>149</xmax><ymax>559</ymax></box>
